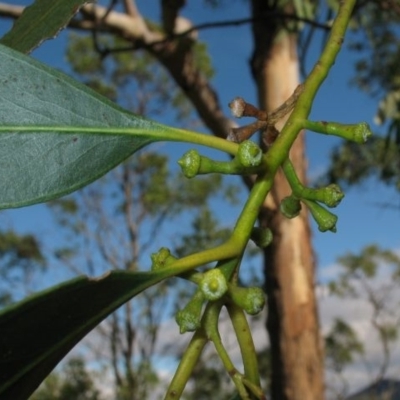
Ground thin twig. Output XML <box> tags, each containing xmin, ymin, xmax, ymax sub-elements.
<box><xmin>99</xmin><ymin>13</ymin><xmax>330</xmax><ymax>55</ymax></box>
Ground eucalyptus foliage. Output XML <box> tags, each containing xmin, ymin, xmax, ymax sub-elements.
<box><xmin>0</xmin><ymin>1</ymin><xmax>374</xmax><ymax>398</ymax></box>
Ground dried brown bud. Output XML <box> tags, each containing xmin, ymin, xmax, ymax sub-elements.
<box><xmin>229</xmin><ymin>97</ymin><xmax>267</xmax><ymax>120</ymax></box>
<box><xmin>229</xmin><ymin>97</ymin><xmax>246</xmax><ymax>118</ymax></box>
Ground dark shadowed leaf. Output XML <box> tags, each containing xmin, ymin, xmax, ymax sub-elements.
<box><xmin>0</xmin><ymin>269</ymin><xmax>173</xmax><ymax>400</ymax></box>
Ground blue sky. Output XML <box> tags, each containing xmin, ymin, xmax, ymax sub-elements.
<box><xmin>1</xmin><ymin>0</ymin><xmax>399</xmax><ymax>287</ymax></box>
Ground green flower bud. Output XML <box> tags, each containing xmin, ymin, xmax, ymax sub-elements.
<box><xmin>229</xmin><ymin>285</ymin><xmax>265</xmax><ymax>315</ymax></box>
<box><xmin>236</xmin><ymin>140</ymin><xmax>263</xmax><ymax>167</ymax></box>
<box><xmin>326</xmin><ymin>121</ymin><xmax>372</xmax><ymax>144</ymax></box>
<box><xmin>175</xmin><ymin>290</ymin><xmax>205</xmax><ymax>334</ymax></box>
<box><xmin>303</xmin><ymin>199</ymin><xmax>338</xmax><ymax>233</ymax></box>
<box><xmin>321</xmin><ymin>184</ymin><xmax>345</xmax><ymax>208</ymax></box>
<box><xmin>280</xmin><ymin>196</ymin><xmax>302</xmax><ymax>218</ymax></box>
<box><xmin>150</xmin><ymin>247</ymin><xmax>177</xmax><ymax>271</ymax></box>
<box><xmin>178</xmin><ymin>149</ymin><xmax>201</xmax><ymax>178</ymax></box>
<box><xmin>199</xmin><ymin>269</ymin><xmax>228</xmax><ymax>301</ymax></box>
<box><xmin>304</xmin><ymin>120</ymin><xmax>372</xmax><ymax>144</ymax></box>
<box><xmin>353</xmin><ymin>122</ymin><xmax>372</xmax><ymax>143</ymax></box>
<box><xmin>250</xmin><ymin>227</ymin><xmax>273</xmax><ymax>248</ymax></box>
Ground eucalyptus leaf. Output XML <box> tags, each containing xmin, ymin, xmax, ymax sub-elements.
<box><xmin>0</xmin><ymin>43</ymin><xmax>236</xmax><ymax>210</ymax></box>
<box><xmin>0</xmin><ymin>0</ymin><xmax>87</xmax><ymax>54</ymax></box>
<box><xmin>0</xmin><ymin>42</ymin><xmax>157</xmax><ymax>209</ymax></box>
<box><xmin>0</xmin><ymin>269</ymin><xmax>172</xmax><ymax>399</ymax></box>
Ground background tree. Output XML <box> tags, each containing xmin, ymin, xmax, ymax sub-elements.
<box><xmin>31</xmin><ymin>357</ymin><xmax>102</xmax><ymax>400</ymax></box>
<box><xmin>326</xmin><ymin>1</ymin><xmax>400</xmax><ymax>193</ymax></box>
<box><xmin>325</xmin><ymin>245</ymin><xmax>400</xmax><ymax>399</ymax></box>
<box><xmin>0</xmin><ymin>229</ymin><xmax>44</xmax><ymax>305</ymax></box>
<box><xmin>325</xmin><ymin>318</ymin><xmax>365</xmax><ymax>399</ymax></box>
<box><xmin>250</xmin><ymin>1</ymin><xmax>324</xmax><ymax>397</ymax></box>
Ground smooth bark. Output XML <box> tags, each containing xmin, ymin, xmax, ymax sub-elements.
<box><xmin>250</xmin><ymin>1</ymin><xmax>325</xmax><ymax>399</ymax></box>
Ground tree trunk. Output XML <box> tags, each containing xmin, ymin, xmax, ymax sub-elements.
<box><xmin>250</xmin><ymin>2</ymin><xmax>325</xmax><ymax>399</ymax></box>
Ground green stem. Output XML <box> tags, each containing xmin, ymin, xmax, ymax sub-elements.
<box><xmin>227</xmin><ymin>303</ymin><xmax>261</xmax><ymax>388</ymax></box>
<box><xmin>282</xmin><ymin>158</ymin><xmax>344</xmax><ymax>207</ymax></box>
<box><xmin>163</xmin><ymin>238</ymin><xmax>239</xmax><ymax>274</ymax></box>
<box><xmin>153</xmin><ymin>177</ymin><xmax>271</xmax><ymax>279</ymax></box>
<box><xmin>196</xmin><ymin>156</ymin><xmax>265</xmax><ymax>176</ymax></box>
<box><xmin>0</xmin><ymin>125</ymin><xmax>239</xmax><ymax>156</ymax></box>
<box><xmin>163</xmin><ymin>328</ymin><xmax>208</xmax><ymax>399</ymax></box>
<box><xmin>242</xmin><ymin>378</ymin><xmax>266</xmax><ymax>399</ymax></box>
<box><xmin>176</xmin><ymin>163</ymin><xmax>273</xmax><ymax>262</ymax></box>
<box><xmin>204</xmin><ymin>302</ymin><xmax>250</xmax><ymax>399</ymax></box>
<box><xmin>230</xmin><ymin>169</ymin><xmax>274</xmax><ymax>246</ymax></box>
<box><xmin>177</xmin><ymin>257</ymin><xmax>241</xmax><ymax>284</ymax></box>
<box><xmin>228</xmin><ymin>0</ymin><xmax>357</xmax><ymax>244</ymax></box>
<box><xmin>281</xmin><ymin>158</ymin><xmax>304</xmax><ymax>195</ymax></box>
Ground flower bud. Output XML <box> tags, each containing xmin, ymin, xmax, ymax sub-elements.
<box><xmin>175</xmin><ymin>290</ymin><xmax>205</xmax><ymax>334</ymax></box>
<box><xmin>250</xmin><ymin>227</ymin><xmax>273</xmax><ymax>248</ymax></box>
<box><xmin>199</xmin><ymin>269</ymin><xmax>228</xmax><ymax>301</ymax></box>
<box><xmin>236</xmin><ymin>140</ymin><xmax>263</xmax><ymax>167</ymax></box>
<box><xmin>327</xmin><ymin>122</ymin><xmax>372</xmax><ymax>143</ymax></box>
<box><xmin>229</xmin><ymin>285</ymin><xmax>265</xmax><ymax>315</ymax></box>
<box><xmin>280</xmin><ymin>196</ymin><xmax>302</xmax><ymax>219</ymax></box>
<box><xmin>305</xmin><ymin>120</ymin><xmax>372</xmax><ymax>144</ymax></box>
<box><xmin>178</xmin><ymin>149</ymin><xmax>201</xmax><ymax>178</ymax></box>
<box><xmin>320</xmin><ymin>184</ymin><xmax>344</xmax><ymax>208</ymax></box>
<box><xmin>303</xmin><ymin>200</ymin><xmax>338</xmax><ymax>232</ymax></box>
<box><xmin>150</xmin><ymin>247</ymin><xmax>177</xmax><ymax>271</ymax></box>
<box><xmin>353</xmin><ymin>122</ymin><xmax>372</xmax><ymax>143</ymax></box>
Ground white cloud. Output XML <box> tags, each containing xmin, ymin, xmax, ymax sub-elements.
<box><xmin>317</xmin><ymin>252</ymin><xmax>400</xmax><ymax>397</ymax></box>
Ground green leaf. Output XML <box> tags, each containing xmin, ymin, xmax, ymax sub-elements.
<box><xmin>0</xmin><ymin>0</ymin><xmax>87</xmax><ymax>54</ymax></box>
<box><xmin>0</xmin><ymin>43</ymin><xmax>156</xmax><ymax>209</ymax></box>
<box><xmin>0</xmin><ymin>43</ymin><xmax>238</xmax><ymax>210</ymax></box>
<box><xmin>0</xmin><ymin>269</ymin><xmax>172</xmax><ymax>400</ymax></box>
